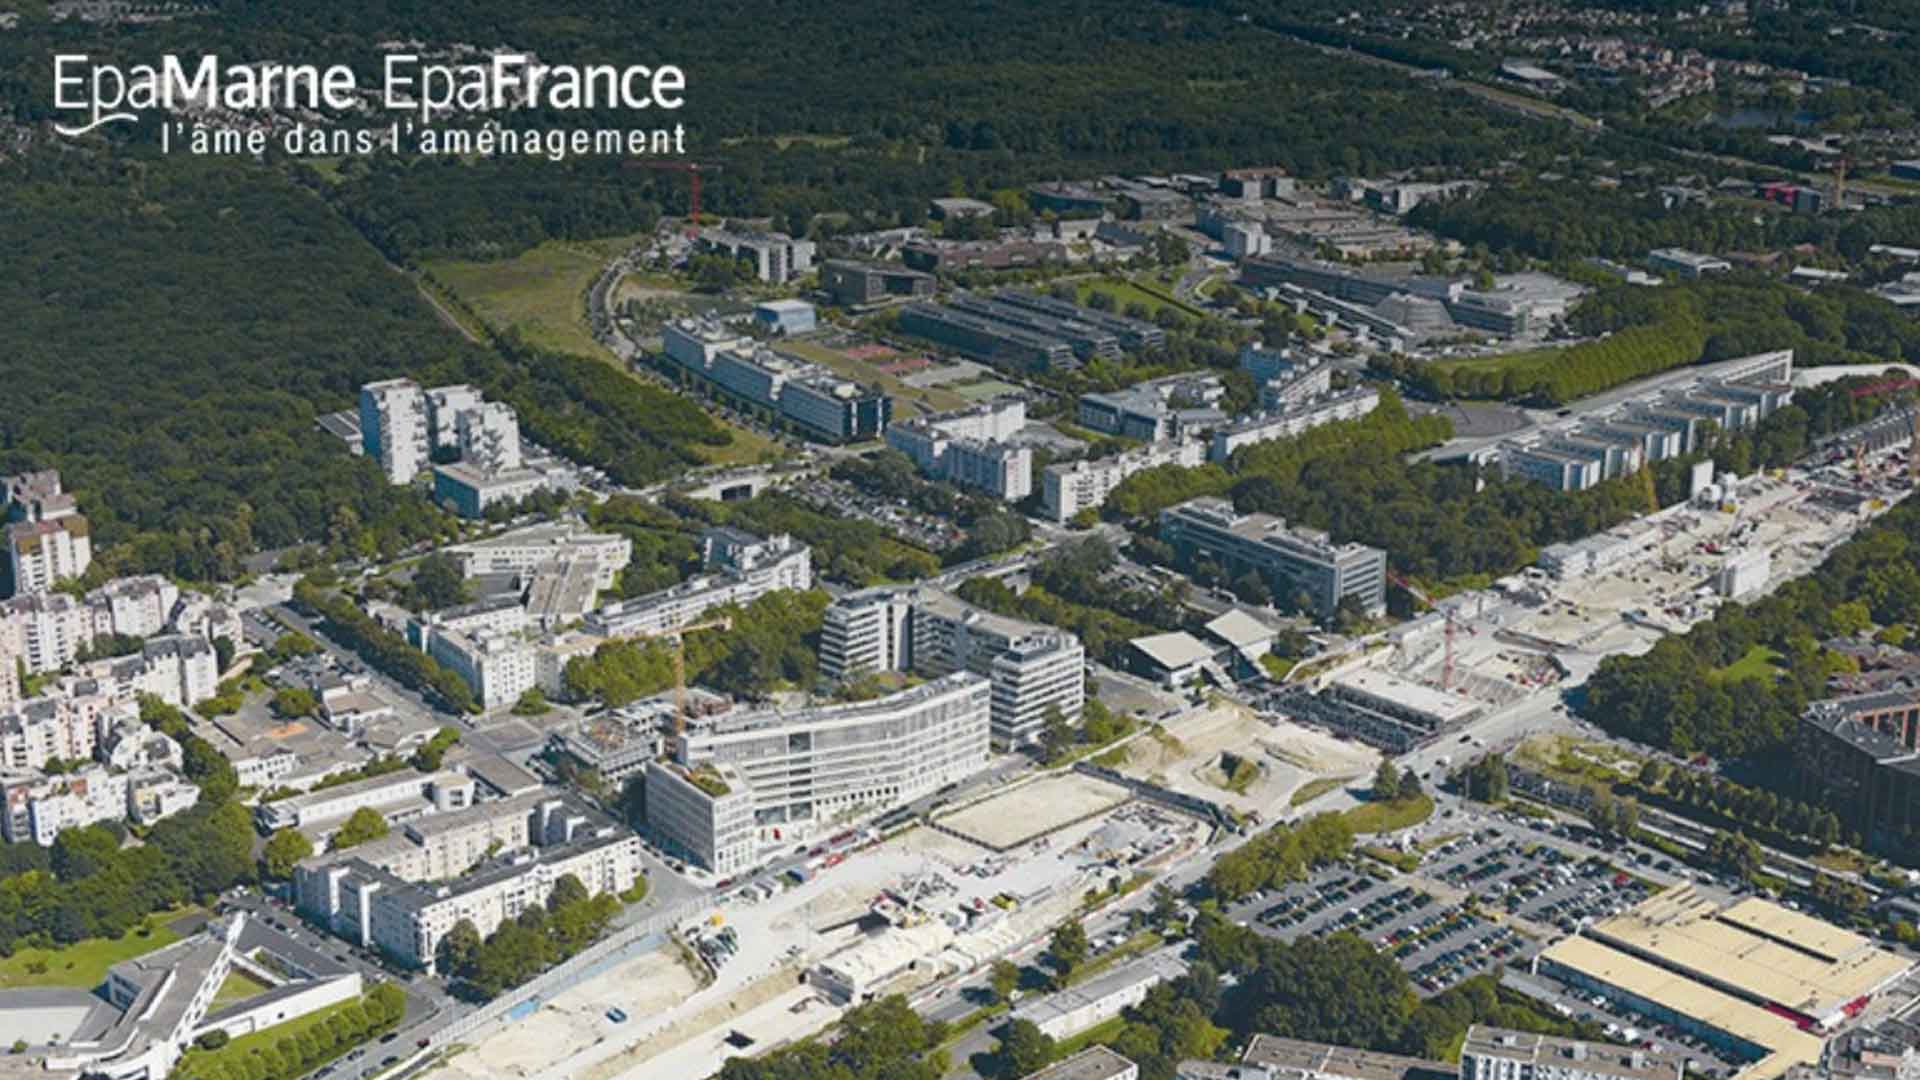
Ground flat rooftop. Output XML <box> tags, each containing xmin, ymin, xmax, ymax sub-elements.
<box><xmin>1243</xmin><ymin>1035</ymin><xmax>1452</xmax><ymax>1080</ymax></box>
<box><xmin>1330</xmin><ymin>669</ymin><xmax>1481</xmax><ymax>724</ymax></box>
<box><xmin>1586</xmin><ymin>886</ymin><xmax>1914</xmax><ymax>1022</ymax></box>
<box><xmin>1537</xmin><ymin>934</ymin><xmax>1827</xmax><ymax>1080</ymax></box>
<box><xmin>1020</xmin><ymin>1046</ymin><xmax>1138</xmax><ymax>1080</ymax></box>
<box><xmin>1463</xmin><ymin>1025</ymin><xmax>1685</xmax><ymax>1080</ymax></box>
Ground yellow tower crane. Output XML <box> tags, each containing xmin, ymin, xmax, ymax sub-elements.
<box><xmin>631</xmin><ymin>615</ymin><xmax>734</xmax><ymax>736</ymax></box>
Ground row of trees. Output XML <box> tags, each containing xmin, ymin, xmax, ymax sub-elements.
<box><xmin>562</xmin><ymin>589</ymin><xmax>830</xmax><ymax>706</ymax></box>
<box><xmin>437</xmin><ymin>874</ymin><xmax>621</xmax><ymax>999</ymax></box>
<box><xmin>173</xmin><ymin>984</ymin><xmax>407</xmax><ymax>1080</ymax></box>
<box><xmin>1374</xmin><ymin>311</ymin><xmax>1710</xmax><ymax>404</ymax></box>
<box><xmin>292</xmin><ymin>575</ymin><xmax>476</xmax><ymax>713</ymax></box>
<box><xmin>671</xmin><ymin>492</ymin><xmax>942</xmax><ymax>586</ymax></box>
<box><xmin>1204</xmin><ymin>812</ymin><xmax>1355</xmax><ymax>903</ymax></box>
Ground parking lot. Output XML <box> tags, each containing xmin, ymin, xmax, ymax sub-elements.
<box><xmin>1506</xmin><ymin>968</ymin><xmax>1749</xmax><ymax>1080</ymax></box>
<box><xmin>1423</xmin><ymin>827</ymin><xmax>1654</xmax><ymax>933</ymax></box>
<box><xmin>1224</xmin><ymin>865</ymin><xmax>1540</xmax><ymax>997</ymax></box>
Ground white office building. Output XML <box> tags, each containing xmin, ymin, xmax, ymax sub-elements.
<box><xmin>886</xmin><ymin>398</ymin><xmax>1033</xmax><ymax>502</ymax></box>
<box><xmin>650</xmin><ymin>674</ymin><xmax>993</xmax><ymax>869</ymax></box>
<box><xmin>1209</xmin><ymin>387</ymin><xmax>1381</xmax><ymax>463</ymax></box>
<box><xmin>583</xmin><ymin>529</ymin><xmax>811</xmax><ymax>639</ymax></box>
<box><xmin>447</xmin><ymin>522</ymin><xmax>632</xmax><ymax>590</ymax></box>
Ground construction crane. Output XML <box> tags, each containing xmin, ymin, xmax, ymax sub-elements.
<box><xmin>621</xmin><ymin>160</ymin><xmax>724</xmax><ymax>236</ymax></box>
<box><xmin>632</xmin><ymin>615</ymin><xmax>734</xmax><ymax>735</ymax></box>
<box><xmin>1846</xmin><ymin>376</ymin><xmax>1920</xmax><ymax>488</ymax></box>
<box><xmin>1387</xmin><ymin>572</ymin><xmax>1472</xmax><ymax>692</ymax></box>
<box><xmin>1638</xmin><ymin>465</ymin><xmax>1659</xmax><ymax>516</ymax></box>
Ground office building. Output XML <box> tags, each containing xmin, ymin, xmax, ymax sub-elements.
<box><xmin>1496</xmin><ymin>351</ymin><xmax>1795</xmax><ymax>491</ymax></box>
<box><xmin>447</xmin><ymin>521</ymin><xmax>631</xmax><ymax>590</ymax></box>
<box><xmin>1042</xmin><ymin>440</ymin><xmax>1205</xmax><ymax>523</ymax></box>
<box><xmin>583</xmin><ymin>528</ymin><xmax>811</xmax><ymax>638</ymax></box>
<box><xmin>359</xmin><ymin>379</ymin><xmax>432</xmax><ymax>485</ymax></box>
<box><xmin>1159</xmin><ymin>497</ymin><xmax>1386</xmax><ymax>617</ymax></box>
<box><xmin>945</xmin><ymin>293</ymin><xmax>1121</xmax><ymax>361</ymax></box>
<box><xmin>1011</xmin><ymin>948</ymin><xmax>1187</xmax><ymax>1039</ymax></box>
<box><xmin>991</xmin><ymin>290</ymin><xmax>1165</xmax><ymax>351</ymax></box>
<box><xmin>4</xmin><ymin>470</ymin><xmax>93</xmax><ymax>598</ymax></box>
<box><xmin>255</xmin><ymin>769</ymin><xmax>473</xmax><ymax>836</ymax></box>
<box><xmin>661</xmin><ymin>318</ymin><xmax>892</xmax><ymax>443</ymax></box>
<box><xmin>694</xmin><ymin>227</ymin><xmax>816</xmax><ymax>283</ymax></box>
<box><xmin>1220</xmin><ymin>167</ymin><xmax>1295</xmax><ymax>200</ymax></box>
<box><xmin>898</xmin><ymin>301</ymin><xmax>1079</xmax><ymax>373</ymax></box>
<box><xmin>1797</xmin><ymin>689</ymin><xmax>1920</xmax><ymax>847</ymax></box>
<box><xmin>431</xmin><ymin>460</ymin><xmax>566</xmax><ymax>518</ymax></box>
<box><xmin>886</xmin><ymin>398</ymin><xmax>1033</xmax><ymax>502</ymax></box>
<box><xmin>754</xmin><ymin>298</ymin><xmax>817</xmax><ymax>335</ymax></box>
<box><xmin>1461</xmin><ymin>1027</ymin><xmax>1684</xmax><ymax>1080</ymax></box>
<box><xmin>821</xmin><ymin>259</ymin><xmax>936</xmax><ymax>307</ymax></box>
<box><xmin>1210</xmin><ymin>388</ymin><xmax>1380</xmax><ymax>463</ymax></box>
<box><xmin>1647</xmin><ymin>248</ymin><xmax>1732</xmax><ymax>279</ymax></box>
<box><xmin>648</xmin><ymin>674</ymin><xmax>992</xmax><ymax>870</ymax></box>
<box><xmin>819</xmin><ymin>587</ymin><xmax>1085</xmax><ymax>747</ymax></box>
<box><xmin>901</xmin><ymin>238</ymin><xmax>1067</xmax><ymax>275</ymax></box>
<box><xmin>1224</xmin><ymin>222</ymin><xmax>1272</xmax><ymax>258</ymax></box>
<box><xmin>1079</xmin><ymin>374</ymin><xmax>1227</xmax><ymax>442</ymax></box>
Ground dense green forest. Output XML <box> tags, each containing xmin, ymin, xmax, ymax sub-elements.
<box><xmin>0</xmin><ymin>149</ymin><xmax>727</xmax><ymax>580</ymax></box>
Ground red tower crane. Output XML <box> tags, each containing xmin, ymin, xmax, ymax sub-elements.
<box><xmin>1387</xmin><ymin>572</ymin><xmax>1472</xmax><ymax>692</ymax></box>
<box><xmin>622</xmin><ymin>160</ymin><xmax>723</xmax><ymax>236</ymax></box>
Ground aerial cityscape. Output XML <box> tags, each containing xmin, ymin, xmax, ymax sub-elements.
<box><xmin>10</xmin><ymin>3</ymin><xmax>1920</xmax><ymax>1080</ymax></box>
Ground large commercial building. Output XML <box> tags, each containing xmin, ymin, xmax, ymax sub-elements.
<box><xmin>1495</xmin><ymin>351</ymin><xmax>1796</xmax><ymax>492</ymax></box>
<box><xmin>4</xmin><ymin>470</ymin><xmax>93</xmax><ymax>598</ymax></box>
<box><xmin>1159</xmin><ymin>497</ymin><xmax>1387</xmax><ymax>617</ymax></box>
<box><xmin>582</xmin><ymin>528</ymin><xmax>811</xmax><ymax>638</ymax></box>
<box><xmin>1239</xmin><ymin>1035</ymin><xmax>1452</xmax><ymax>1080</ymax></box>
<box><xmin>661</xmin><ymin>318</ymin><xmax>892</xmax><ymax>443</ymax></box>
<box><xmin>821</xmin><ymin>259</ymin><xmax>936</xmax><ymax>307</ymax></box>
<box><xmin>694</xmin><ymin>227</ymin><xmax>816</xmax><ymax>283</ymax></box>
<box><xmin>901</xmin><ymin>238</ymin><xmax>1068</xmax><ymax>275</ymax></box>
<box><xmin>1241</xmin><ymin>255</ymin><xmax>1578</xmax><ymax>340</ymax></box>
<box><xmin>1078</xmin><ymin>374</ymin><xmax>1227</xmax><ymax>442</ymax></box>
<box><xmin>898</xmin><ymin>301</ymin><xmax>1079</xmax><ymax>373</ymax></box>
<box><xmin>1533</xmin><ymin>888</ymin><xmax>1913</xmax><ymax>1078</ymax></box>
<box><xmin>886</xmin><ymin>398</ymin><xmax>1033</xmax><ymax>502</ymax></box>
<box><xmin>1042</xmin><ymin>440</ymin><xmax>1206</xmax><ymax>523</ymax></box>
<box><xmin>945</xmin><ymin>293</ymin><xmax>1122</xmax><ymax>362</ymax></box>
<box><xmin>1461</xmin><ymin>1027</ymin><xmax>1685</xmax><ymax>1080</ymax></box>
<box><xmin>1797</xmin><ymin>689</ymin><xmax>1920</xmax><ymax>848</ymax></box>
<box><xmin>647</xmin><ymin>674</ymin><xmax>993</xmax><ymax>870</ymax></box>
<box><xmin>820</xmin><ymin>587</ymin><xmax>1085</xmax><ymax>747</ymax></box>
<box><xmin>992</xmin><ymin>291</ymin><xmax>1165</xmax><ymax>352</ymax></box>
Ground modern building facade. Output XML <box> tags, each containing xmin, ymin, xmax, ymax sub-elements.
<box><xmin>661</xmin><ymin>318</ymin><xmax>892</xmax><ymax>443</ymax></box>
<box><xmin>1159</xmin><ymin>497</ymin><xmax>1387</xmax><ymax>617</ymax></box>
<box><xmin>821</xmin><ymin>259</ymin><xmax>936</xmax><ymax>307</ymax></box>
<box><xmin>648</xmin><ymin>674</ymin><xmax>993</xmax><ymax>870</ymax></box>
<box><xmin>1041</xmin><ymin>440</ymin><xmax>1206</xmax><ymax>523</ymax></box>
<box><xmin>1078</xmin><ymin>374</ymin><xmax>1227</xmax><ymax>442</ymax></box>
<box><xmin>885</xmin><ymin>398</ymin><xmax>1033</xmax><ymax>501</ymax></box>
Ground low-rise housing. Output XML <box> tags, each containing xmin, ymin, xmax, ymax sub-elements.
<box><xmin>1078</xmin><ymin>374</ymin><xmax>1226</xmax><ymax>442</ymax></box>
<box><xmin>582</xmin><ymin>528</ymin><xmax>811</xmax><ymax>638</ymax></box>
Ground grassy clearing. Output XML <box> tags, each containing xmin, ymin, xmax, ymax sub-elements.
<box><xmin>1710</xmin><ymin>645</ymin><xmax>1783</xmax><ymax>685</ymax></box>
<box><xmin>1290</xmin><ymin>774</ymin><xmax>1354</xmax><ymax>808</ymax></box>
<box><xmin>1052</xmin><ymin>1014</ymin><xmax>1130</xmax><ymax>1058</ymax></box>
<box><xmin>212</xmin><ymin>968</ymin><xmax>275</xmax><ymax>1009</ymax></box>
<box><xmin>425</xmin><ymin>239</ymin><xmax>634</xmax><ymax>359</ymax></box>
<box><xmin>775</xmin><ymin>339</ymin><xmax>969</xmax><ymax>416</ymax></box>
<box><xmin>174</xmin><ymin>997</ymin><xmax>363</xmax><ymax>1077</ymax></box>
<box><xmin>0</xmin><ymin>916</ymin><xmax>185</xmax><ymax>989</ymax></box>
<box><xmin>1339</xmin><ymin>793</ymin><xmax>1434</xmax><ymax>835</ymax></box>
<box><xmin>1260</xmin><ymin>653</ymin><xmax>1297</xmax><ymax>680</ymax></box>
<box><xmin>1073</xmin><ymin>276</ymin><xmax>1205</xmax><ymax>320</ymax></box>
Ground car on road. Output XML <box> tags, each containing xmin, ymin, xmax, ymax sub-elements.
<box><xmin>607</xmin><ymin>1007</ymin><xmax>628</xmax><ymax>1022</ymax></box>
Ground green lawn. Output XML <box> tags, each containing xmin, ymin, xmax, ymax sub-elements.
<box><xmin>0</xmin><ymin>918</ymin><xmax>185</xmax><ymax>989</ymax></box>
<box><xmin>1339</xmin><ymin>793</ymin><xmax>1435</xmax><ymax>835</ymax></box>
<box><xmin>212</xmin><ymin>968</ymin><xmax>275</xmax><ymax>1010</ymax></box>
<box><xmin>1052</xmin><ymin>1014</ymin><xmax>1130</xmax><ymax>1058</ymax></box>
<box><xmin>1073</xmin><ymin>276</ymin><xmax>1206</xmax><ymax>320</ymax></box>
<box><xmin>1290</xmin><ymin>774</ymin><xmax>1355</xmax><ymax>808</ymax></box>
<box><xmin>173</xmin><ymin>997</ymin><xmax>364</xmax><ymax>1077</ymax></box>
<box><xmin>1710</xmin><ymin>645</ymin><xmax>1783</xmax><ymax>685</ymax></box>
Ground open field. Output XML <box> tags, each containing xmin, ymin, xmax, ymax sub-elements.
<box><xmin>952</xmin><ymin>378</ymin><xmax>1024</xmax><ymax>402</ymax></box>
<box><xmin>776</xmin><ymin>339</ymin><xmax>969</xmax><ymax>418</ymax></box>
<box><xmin>935</xmin><ymin>772</ymin><xmax>1131</xmax><ymax>850</ymax></box>
<box><xmin>1073</xmin><ymin>276</ymin><xmax>1205</xmax><ymax>320</ymax></box>
<box><xmin>0</xmin><ymin>919</ymin><xmax>183</xmax><ymax>989</ymax></box>
<box><xmin>426</xmin><ymin>234</ymin><xmax>649</xmax><ymax>360</ymax></box>
<box><xmin>1339</xmin><ymin>793</ymin><xmax>1434</xmax><ymax>834</ymax></box>
<box><xmin>1711</xmin><ymin>644</ymin><xmax>1783</xmax><ymax>684</ymax></box>
<box><xmin>211</xmin><ymin>968</ymin><xmax>275</xmax><ymax>1009</ymax></box>
<box><xmin>430</xmin><ymin>946</ymin><xmax>703</xmax><ymax>1080</ymax></box>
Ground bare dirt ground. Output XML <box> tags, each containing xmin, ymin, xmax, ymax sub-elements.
<box><xmin>1111</xmin><ymin>700</ymin><xmax>1378</xmax><ymax>818</ymax></box>
<box><xmin>934</xmin><ymin>773</ymin><xmax>1131</xmax><ymax>850</ymax></box>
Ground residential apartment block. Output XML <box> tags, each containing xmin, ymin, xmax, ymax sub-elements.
<box><xmin>1797</xmin><ymin>689</ymin><xmax>1920</xmax><ymax>848</ymax></box>
<box><xmin>885</xmin><ymin>398</ymin><xmax>1033</xmax><ymax>502</ymax></box>
<box><xmin>1042</xmin><ymin>440</ymin><xmax>1206</xmax><ymax>524</ymax></box>
<box><xmin>1159</xmin><ymin>497</ymin><xmax>1387</xmax><ymax>617</ymax></box>
<box><xmin>359</xmin><ymin>379</ymin><xmax>433</xmax><ymax>485</ymax></box>
<box><xmin>447</xmin><ymin>522</ymin><xmax>632</xmax><ymax>591</ymax></box>
<box><xmin>1209</xmin><ymin>387</ymin><xmax>1381</xmax><ymax>463</ymax></box>
<box><xmin>4</xmin><ymin>470</ymin><xmax>93</xmax><ymax>598</ymax></box>
<box><xmin>648</xmin><ymin>674</ymin><xmax>993</xmax><ymax>871</ymax></box>
<box><xmin>1461</xmin><ymin>1027</ymin><xmax>1684</xmax><ymax>1080</ymax></box>
<box><xmin>819</xmin><ymin>587</ymin><xmax>1084</xmax><ymax>747</ymax></box>
<box><xmin>255</xmin><ymin>768</ymin><xmax>474</xmax><ymax>837</ymax></box>
<box><xmin>694</xmin><ymin>228</ymin><xmax>816</xmax><ymax>283</ymax></box>
<box><xmin>582</xmin><ymin>528</ymin><xmax>811</xmax><ymax>638</ymax></box>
